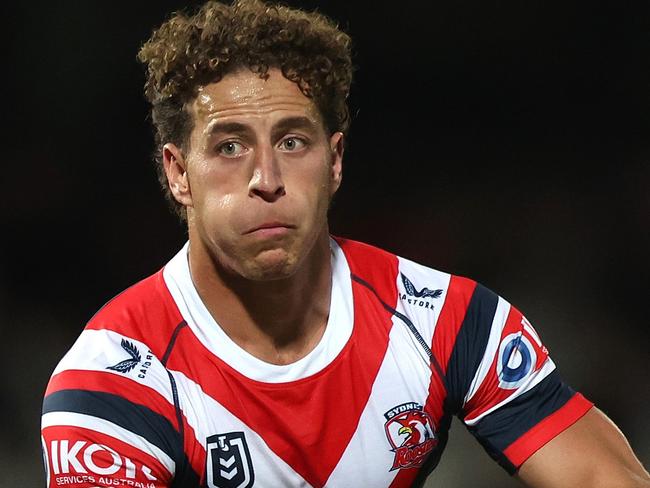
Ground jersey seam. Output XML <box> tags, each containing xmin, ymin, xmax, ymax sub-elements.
<box><xmin>350</xmin><ymin>273</ymin><xmax>448</xmax><ymax>391</ymax></box>
<box><xmin>161</xmin><ymin>320</ymin><xmax>188</xmax><ymax>482</ymax></box>
<box><xmin>162</xmin><ymin>320</ymin><xmax>188</xmax><ymax>367</ymax></box>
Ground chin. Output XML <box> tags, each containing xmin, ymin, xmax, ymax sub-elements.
<box><xmin>242</xmin><ymin>248</ymin><xmax>300</xmax><ymax>281</ymax></box>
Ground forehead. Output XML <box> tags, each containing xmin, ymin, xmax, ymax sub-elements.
<box><xmin>190</xmin><ymin>68</ymin><xmax>322</xmax><ymax>130</ymax></box>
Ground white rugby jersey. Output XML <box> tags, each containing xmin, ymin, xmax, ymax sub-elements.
<box><xmin>42</xmin><ymin>237</ymin><xmax>593</xmax><ymax>488</ymax></box>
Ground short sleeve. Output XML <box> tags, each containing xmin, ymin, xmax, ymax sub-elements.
<box><xmin>41</xmin><ymin>329</ymin><xmax>186</xmax><ymax>487</ymax></box>
<box><xmin>445</xmin><ymin>284</ymin><xmax>593</xmax><ymax>473</ymax></box>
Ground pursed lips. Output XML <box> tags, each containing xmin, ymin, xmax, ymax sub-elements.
<box><xmin>244</xmin><ymin>222</ymin><xmax>296</xmax><ymax>236</ymax></box>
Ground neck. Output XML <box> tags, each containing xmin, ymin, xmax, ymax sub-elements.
<box><xmin>187</xmin><ymin>231</ymin><xmax>333</xmax><ymax>365</ymax></box>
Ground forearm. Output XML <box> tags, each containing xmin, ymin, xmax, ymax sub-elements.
<box><xmin>519</xmin><ymin>471</ymin><xmax>650</xmax><ymax>488</ymax></box>
<box><xmin>518</xmin><ymin>407</ymin><xmax>650</xmax><ymax>488</ymax></box>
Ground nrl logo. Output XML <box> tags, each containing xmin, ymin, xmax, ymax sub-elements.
<box><xmin>106</xmin><ymin>339</ymin><xmax>141</xmax><ymax>373</ymax></box>
<box><xmin>206</xmin><ymin>432</ymin><xmax>254</xmax><ymax>488</ymax></box>
<box><xmin>384</xmin><ymin>402</ymin><xmax>437</xmax><ymax>471</ymax></box>
<box><xmin>400</xmin><ymin>274</ymin><xmax>443</xmax><ymax>311</ymax></box>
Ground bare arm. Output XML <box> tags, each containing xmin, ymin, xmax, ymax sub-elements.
<box><xmin>518</xmin><ymin>407</ymin><xmax>650</xmax><ymax>488</ymax></box>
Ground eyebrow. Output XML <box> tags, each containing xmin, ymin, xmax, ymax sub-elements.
<box><xmin>271</xmin><ymin>116</ymin><xmax>319</xmax><ymax>138</ymax></box>
<box><xmin>204</xmin><ymin>116</ymin><xmax>320</xmax><ymax>140</ymax></box>
<box><xmin>204</xmin><ymin>121</ymin><xmax>252</xmax><ymax>138</ymax></box>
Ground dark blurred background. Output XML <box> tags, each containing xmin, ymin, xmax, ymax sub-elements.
<box><xmin>4</xmin><ymin>0</ymin><xmax>649</xmax><ymax>486</ymax></box>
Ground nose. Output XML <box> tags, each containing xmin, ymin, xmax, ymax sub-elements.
<box><xmin>248</xmin><ymin>145</ymin><xmax>286</xmax><ymax>202</ymax></box>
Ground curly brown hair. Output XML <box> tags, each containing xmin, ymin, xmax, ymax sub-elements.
<box><xmin>137</xmin><ymin>0</ymin><xmax>353</xmax><ymax>221</ymax></box>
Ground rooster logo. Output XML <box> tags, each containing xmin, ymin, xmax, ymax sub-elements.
<box><xmin>401</xmin><ymin>274</ymin><xmax>443</xmax><ymax>299</ymax></box>
<box><xmin>384</xmin><ymin>402</ymin><xmax>437</xmax><ymax>471</ymax></box>
<box><xmin>394</xmin><ymin>410</ymin><xmax>431</xmax><ymax>448</ymax></box>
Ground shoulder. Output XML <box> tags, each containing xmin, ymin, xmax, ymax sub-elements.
<box><xmin>44</xmin><ymin>265</ymin><xmax>186</xmax><ymax>411</ymax></box>
<box><xmin>334</xmin><ymin>236</ymin><xmax>399</xmax><ymax>276</ymax></box>
<box><xmin>334</xmin><ymin>235</ymin><xmax>477</xmax><ymax>306</ymax></box>
<box><xmin>42</xmin><ymin>270</ymin><xmax>185</xmax><ymax>480</ymax></box>
<box><xmin>45</xmin><ymin>268</ymin><xmax>181</xmax><ymax>401</ymax></box>
<box><xmin>42</xmin><ymin>290</ymin><xmax>183</xmax><ymax>484</ymax></box>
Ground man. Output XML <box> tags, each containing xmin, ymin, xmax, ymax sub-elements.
<box><xmin>41</xmin><ymin>1</ymin><xmax>649</xmax><ymax>487</ymax></box>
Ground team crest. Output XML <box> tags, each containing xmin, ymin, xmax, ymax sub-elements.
<box><xmin>206</xmin><ymin>432</ymin><xmax>254</xmax><ymax>488</ymax></box>
<box><xmin>384</xmin><ymin>402</ymin><xmax>437</xmax><ymax>470</ymax></box>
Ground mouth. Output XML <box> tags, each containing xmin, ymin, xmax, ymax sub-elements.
<box><xmin>244</xmin><ymin>222</ymin><xmax>296</xmax><ymax>237</ymax></box>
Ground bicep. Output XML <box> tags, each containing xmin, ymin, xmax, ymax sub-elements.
<box><xmin>517</xmin><ymin>407</ymin><xmax>650</xmax><ymax>488</ymax></box>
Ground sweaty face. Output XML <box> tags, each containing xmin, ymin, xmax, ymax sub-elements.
<box><xmin>167</xmin><ymin>68</ymin><xmax>343</xmax><ymax>281</ymax></box>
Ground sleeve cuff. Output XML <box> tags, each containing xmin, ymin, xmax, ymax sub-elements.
<box><xmin>503</xmin><ymin>392</ymin><xmax>594</xmax><ymax>469</ymax></box>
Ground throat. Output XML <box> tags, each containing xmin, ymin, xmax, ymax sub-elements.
<box><xmin>242</xmin><ymin>313</ymin><xmax>330</xmax><ymax>365</ymax></box>
<box><xmin>228</xmin><ymin>276</ymin><xmax>332</xmax><ymax>365</ymax></box>
<box><xmin>190</xmin><ymin>235</ymin><xmax>334</xmax><ymax>366</ymax></box>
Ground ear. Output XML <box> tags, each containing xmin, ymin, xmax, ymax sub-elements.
<box><xmin>163</xmin><ymin>143</ymin><xmax>192</xmax><ymax>207</ymax></box>
<box><xmin>329</xmin><ymin>131</ymin><xmax>344</xmax><ymax>195</ymax></box>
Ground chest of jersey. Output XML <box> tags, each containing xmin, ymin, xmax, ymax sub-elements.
<box><xmin>167</xmin><ymin>278</ymin><xmax>447</xmax><ymax>488</ymax></box>
<box><xmin>43</xmin><ymin>238</ymin><xmax>588</xmax><ymax>488</ymax></box>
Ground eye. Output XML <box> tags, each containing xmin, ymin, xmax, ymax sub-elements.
<box><xmin>217</xmin><ymin>141</ymin><xmax>246</xmax><ymax>157</ymax></box>
<box><xmin>279</xmin><ymin>137</ymin><xmax>306</xmax><ymax>152</ymax></box>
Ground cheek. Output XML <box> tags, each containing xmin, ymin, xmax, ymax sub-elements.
<box><xmin>206</xmin><ymin>193</ymin><xmax>235</xmax><ymax>212</ymax></box>
<box><xmin>191</xmin><ymin>165</ymin><xmax>242</xmax><ymax>217</ymax></box>
<box><xmin>303</xmin><ymin>159</ymin><xmax>333</xmax><ymax>193</ymax></box>
<box><xmin>199</xmin><ymin>193</ymin><xmax>240</xmax><ymax>231</ymax></box>
<box><xmin>190</xmin><ymin>181</ymin><xmax>239</xmax><ymax>233</ymax></box>
<box><xmin>292</xmin><ymin>169</ymin><xmax>331</xmax><ymax>215</ymax></box>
